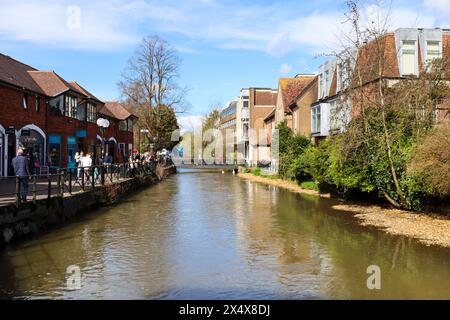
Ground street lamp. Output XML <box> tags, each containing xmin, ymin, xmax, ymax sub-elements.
<box><xmin>139</xmin><ymin>128</ymin><xmax>149</xmax><ymax>154</ymax></box>
<box><xmin>97</xmin><ymin>117</ymin><xmax>110</xmax><ymax>160</ymax></box>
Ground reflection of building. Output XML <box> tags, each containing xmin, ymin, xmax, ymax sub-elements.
<box><xmin>0</xmin><ymin>53</ymin><xmax>137</xmax><ymax>175</ymax></box>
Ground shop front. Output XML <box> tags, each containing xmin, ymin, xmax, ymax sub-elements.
<box><xmin>48</xmin><ymin>135</ymin><xmax>61</xmax><ymax>170</ymax></box>
<box><xmin>17</xmin><ymin>126</ymin><xmax>46</xmax><ymax>175</ymax></box>
<box><xmin>76</xmin><ymin>129</ymin><xmax>87</xmax><ymax>154</ymax></box>
<box><xmin>67</xmin><ymin>136</ymin><xmax>77</xmax><ymax>169</ymax></box>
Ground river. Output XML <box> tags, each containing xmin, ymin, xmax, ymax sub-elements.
<box><xmin>0</xmin><ymin>169</ymin><xmax>449</xmax><ymax>299</ymax></box>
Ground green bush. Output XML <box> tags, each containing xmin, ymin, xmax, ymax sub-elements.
<box><xmin>300</xmin><ymin>181</ymin><xmax>319</xmax><ymax>191</ymax></box>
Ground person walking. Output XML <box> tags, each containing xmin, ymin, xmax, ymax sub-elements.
<box><xmin>12</xmin><ymin>148</ymin><xmax>31</xmax><ymax>203</ymax></box>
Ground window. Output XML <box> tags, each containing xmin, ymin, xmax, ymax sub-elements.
<box><xmin>119</xmin><ymin>143</ymin><xmax>126</xmax><ymax>157</ymax></box>
<box><xmin>77</xmin><ymin>104</ymin><xmax>86</xmax><ymax>121</ymax></box>
<box><xmin>119</xmin><ymin>120</ymin><xmax>127</xmax><ymax>131</ymax></box>
<box><xmin>50</xmin><ymin>95</ymin><xmax>64</xmax><ymax>116</ymax></box>
<box><xmin>318</xmin><ymin>74</ymin><xmax>324</xmax><ymax>98</ymax></box>
<box><xmin>329</xmin><ymin>100</ymin><xmax>340</xmax><ymax>131</ymax></box>
<box><xmin>23</xmin><ymin>94</ymin><xmax>28</xmax><ymax>109</ymax></box>
<box><xmin>402</xmin><ymin>40</ymin><xmax>416</xmax><ymax>76</ymax></box>
<box><xmin>127</xmin><ymin>118</ymin><xmax>133</xmax><ymax>132</ymax></box>
<box><xmin>324</xmin><ymin>70</ymin><xmax>329</xmax><ymax>97</ymax></box>
<box><xmin>65</xmin><ymin>95</ymin><xmax>78</xmax><ymax>118</ymax></box>
<box><xmin>312</xmin><ymin>106</ymin><xmax>321</xmax><ymax>133</ymax></box>
<box><xmin>87</xmin><ymin>103</ymin><xmax>96</xmax><ymax>123</ymax></box>
<box><xmin>35</xmin><ymin>96</ymin><xmax>40</xmax><ymax>112</ymax></box>
<box><xmin>426</xmin><ymin>41</ymin><xmax>441</xmax><ymax>70</ymax></box>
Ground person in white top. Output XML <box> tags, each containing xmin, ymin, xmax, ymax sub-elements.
<box><xmin>81</xmin><ymin>153</ymin><xmax>92</xmax><ymax>167</ymax></box>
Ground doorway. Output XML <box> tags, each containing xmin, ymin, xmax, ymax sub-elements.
<box><xmin>7</xmin><ymin>134</ymin><xmax>16</xmax><ymax>176</ymax></box>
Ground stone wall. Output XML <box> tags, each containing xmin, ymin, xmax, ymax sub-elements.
<box><xmin>0</xmin><ymin>164</ymin><xmax>176</xmax><ymax>245</ymax></box>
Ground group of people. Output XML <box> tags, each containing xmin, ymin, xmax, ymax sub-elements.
<box><xmin>10</xmin><ymin>147</ymin><xmax>167</xmax><ymax>203</ymax></box>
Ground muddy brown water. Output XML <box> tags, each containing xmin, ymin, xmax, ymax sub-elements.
<box><xmin>0</xmin><ymin>169</ymin><xmax>449</xmax><ymax>299</ymax></box>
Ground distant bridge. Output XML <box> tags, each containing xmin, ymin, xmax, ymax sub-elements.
<box><xmin>175</xmin><ymin>163</ymin><xmax>240</xmax><ymax>171</ymax></box>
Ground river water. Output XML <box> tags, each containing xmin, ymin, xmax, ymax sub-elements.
<box><xmin>0</xmin><ymin>169</ymin><xmax>449</xmax><ymax>299</ymax></box>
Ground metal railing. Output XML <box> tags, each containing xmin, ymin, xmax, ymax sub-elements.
<box><xmin>0</xmin><ymin>161</ymin><xmax>158</xmax><ymax>207</ymax></box>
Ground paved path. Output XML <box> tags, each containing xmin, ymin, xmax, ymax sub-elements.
<box><xmin>0</xmin><ymin>172</ymin><xmax>129</xmax><ymax>206</ymax></box>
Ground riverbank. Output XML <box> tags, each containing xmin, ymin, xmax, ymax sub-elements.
<box><xmin>238</xmin><ymin>172</ymin><xmax>450</xmax><ymax>248</ymax></box>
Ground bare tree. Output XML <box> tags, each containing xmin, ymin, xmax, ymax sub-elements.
<box><xmin>119</xmin><ymin>36</ymin><xmax>187</xmax><ymax>113</ymax></box>
<box><xmin>119</xmin><ymin>36</ymin><xmax>189</xmax><ymax>151</ymax></box>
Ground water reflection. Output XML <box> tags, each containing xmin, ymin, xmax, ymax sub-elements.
<box><xmin>0</xmin><ymin>170</ymin><xmax>449</xmax><ymax>299</ymax></box>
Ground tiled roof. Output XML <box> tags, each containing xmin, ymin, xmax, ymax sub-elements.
<box><xmin>101</xmin><ymin>101</ymin><xmax>135</xmax><ymax>120</ymax></box>
<box><xmin>0</xmin><ymin>53</ymin><xmax>45</xmax><ymax>94</ymax></box>
<box><xmin>28</xmin><ymin>71</ymin><xmax>86</xmax><ymax>97</ymax></box>
<box><xmin>288</xmin><ymin>76</ymin><xmax>318</xmax><ymax>109</ymax></box>
<box><xmin>69</xmin><ymin>81</ymin><xmax>103</xmax><ymax>104</ymax></box>
<box><xmin>353</xmin><ymin>33</ymin><xmax>400</xmax><ymax>85</ymax></box>
<box><xmin>279</xmin><ymin>76</ymin><xmax>315</xmax><ymax>112</ymax></box>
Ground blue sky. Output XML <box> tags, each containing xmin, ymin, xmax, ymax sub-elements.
<box><xmin>1</xmin><ymin>0</ymin><xmax>449</xmax><ymax>129</ymax></box>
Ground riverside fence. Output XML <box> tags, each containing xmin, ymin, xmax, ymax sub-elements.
<box><xmin>0</xmin><ymin>162</ymin><xmax>158</xmax><ymax>207</ymax></box>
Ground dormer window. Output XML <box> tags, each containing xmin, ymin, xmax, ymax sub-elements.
<box><xmin>402</xmin><ymin>40</ymin><xmax>416</xmax><ymax>76</ymax></box>
<box><xmin>65</xmin><ymin>95</ymin><xmax>78</xmax><ymax>118</ymax></box>
<box><xmin>426</xmin><ymin>40</ymin><xmax>441</xmax><ymax>70</ymax></box>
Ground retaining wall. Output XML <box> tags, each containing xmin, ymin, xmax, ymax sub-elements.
<box><xmin>0</xmin><ymin>165</ymin><xmax>176</xmax><ymax>245</ymax></box>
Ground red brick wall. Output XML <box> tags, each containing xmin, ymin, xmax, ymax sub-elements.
<box><xmin>0</xmin><ymin>86</ymin><xmax>46</xmax><ymax>132</ymax></box>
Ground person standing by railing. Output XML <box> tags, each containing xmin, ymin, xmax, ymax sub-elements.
<box><xmin>81</xmin><ymin>153</ymin><xmax>92</xmax><ymax>181</ymax></box>
<box><xmin>12</xmin><ymin>148</ymin><xmax>31</xmax><ymax>203</ymax></box>
<box><xmin>76</xmin><ymin>151</ymin><xmax>83</xmax><ymax>180</ymax></box>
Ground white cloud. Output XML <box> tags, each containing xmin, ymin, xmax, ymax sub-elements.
<box><xmin>0</xmin><ymin>0</ymin><xmax>138</xmax><ymax>50</ymax></box>
<box><xmin>280</xmin><ymin>64</ymin><xmax>293</xmax><ymax>75</ymax></box>
<box><xmin>0</xmin><ymin>0</ymin><xmax>443</xmax><ymax>54</ymax></box>
<box><xmin>267</xmin><ymin>32</ymin><xmax>290</xmax><ymax>57</ymax></box>
<box><xmin>424</xmin><ymin>0</ymin><xmax>450</xmax><ymax>16</ymax></box>
<box><xmin>178</xmin><ymin>115</ymin><xmax>204</xmax><ymax>134</ymax></box>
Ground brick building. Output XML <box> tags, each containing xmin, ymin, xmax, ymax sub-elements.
<box><xmin>0</xmin><ymin>54</ymin><xmax>48</xmax><ymax>176</ymax></box>
<box><xmin>311</xmin><ymin>27</ymin><xmax>450</xmax><ymax>144</ymax></box>
<box><xmin>247</xmin><ymin>88</ymin><xmax>277</xmax><ymax>165</ymax></box>
<box><xmin>0</xmin><ymin>53</ymin><xmax>136</xmax><ymax>175</ymax></box>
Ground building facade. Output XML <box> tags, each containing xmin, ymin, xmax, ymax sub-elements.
<box><xmin>218</xmin><ymin>100</ymin><xmax>238</xmax><ymax>164</ymax></box>
<box><xmin>311</xmin><ymin>27</ymin><xmax>450</xmax><ymax>144</ymax></box>
<box><xmin>0</xmin><ymin>53</ymin><xmax>136</xmax><ymax>175</ymax></box>
<box><xmin>248</xmin><ymin>88</ymin><xmax>277</xmax><ymax>165</ymax></box>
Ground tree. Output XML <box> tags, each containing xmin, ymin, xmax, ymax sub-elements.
<box><xmin>119</xmin><ymin>36</ymin><xmax>186</xmax><ymax>112</ymax></box>
<box><xmin>119</xmin><ymin>36</ymin><xmax>186</xmax><ymax>151</ymax></box>
<box><xmin>408</xmin><ymin>121</ymin><xmax>450</xmax><ymax>198</ymax></box>
<box><xmin>329</xmin><ymin>1</ymin><xmax>450</xmax><ymax>208</ymax></box>
<box><xmin>200</xmin><ymin>106</ymin><xmax>221</xmax><ymax>160</ymax></box>
<box><xmin>142</xmin><ymin>105</ymin><xmax>179</xmax><ymax>152</ymax></box>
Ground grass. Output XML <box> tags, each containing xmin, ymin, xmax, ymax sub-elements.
<box><xmin>300</xmin><ymin>181</ymin><xmax>319</xmax><ymax>191</ymax></box>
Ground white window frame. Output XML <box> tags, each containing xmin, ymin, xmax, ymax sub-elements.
<box><xmin>401</xmin><ymin>40</ymin><xmax>416</xmax><ymax>76</ymax></box>
<box><xmin>312</xmin><ymin>106</ymin><xmax>321</xmax><ymax>134</ymax></box>
<box><xmin>425</xmin><ymin>40</ymin><xmax>441</xmax><ymax>71</ymax></box>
